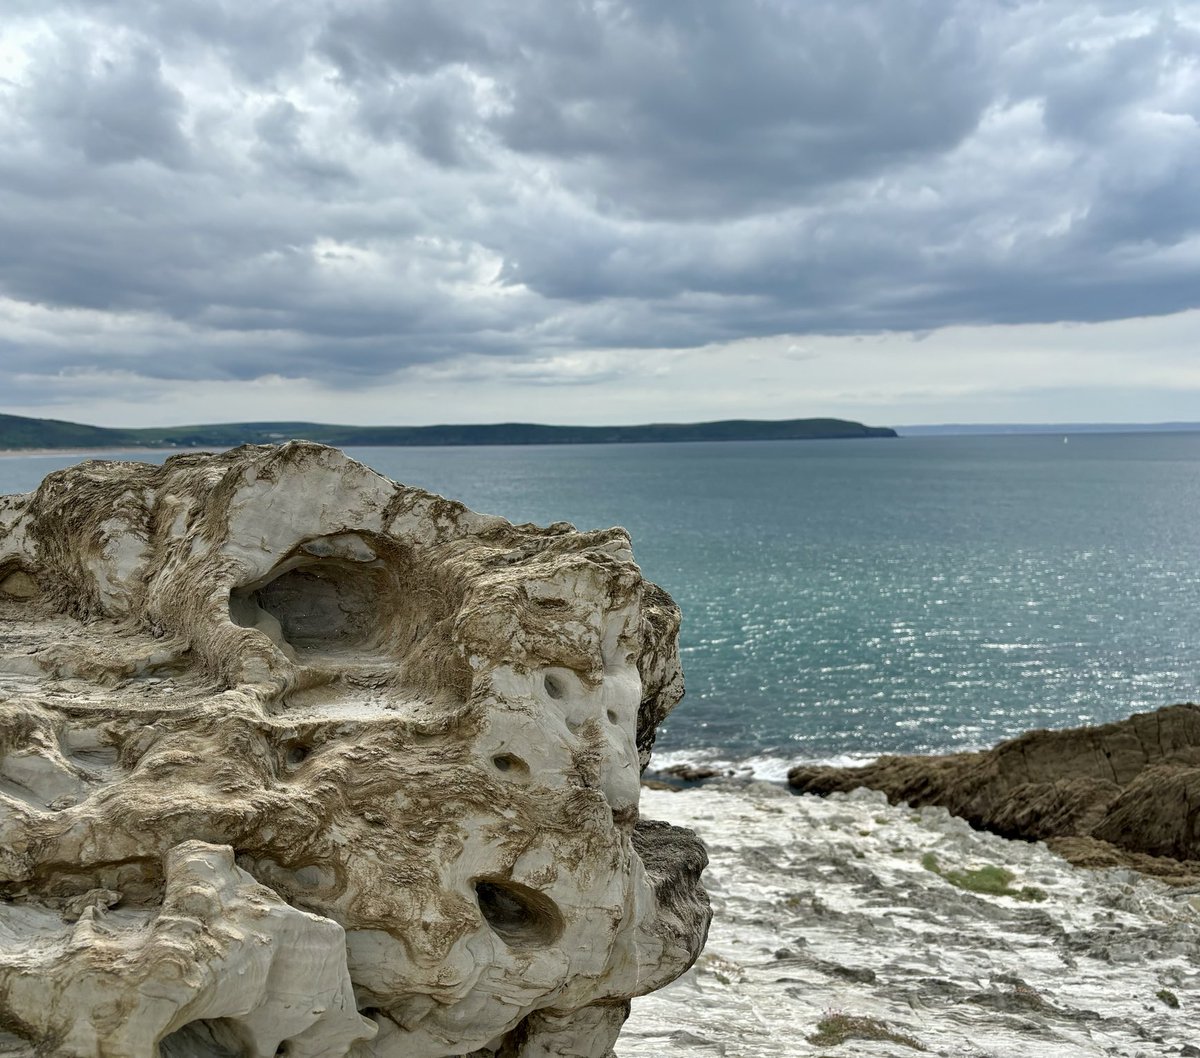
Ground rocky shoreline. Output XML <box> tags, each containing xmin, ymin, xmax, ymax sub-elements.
<box><xmin>4</xmin><ymin>445</ymin><xmax>1198</xmax><ymax>1055</ymax></box>
<box><xmin>624</xmin><ymin>781</ymin><xmax>1200</xmax><ymax>1057</ymax></box>
<box><xmin>788</xmin><ymin>704</ymin><xmax>1200</xmax><ymax>886</ymax></box>
<box><xmin>627</xmin><ymin>704</ymin><xmax>1200</xmax><ymax>1054</ymax></box>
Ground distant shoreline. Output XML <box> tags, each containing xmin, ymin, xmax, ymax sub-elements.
<box><xmin>0</xmin><ymin>435</ymin><xmax>889</xmax><ymax>459</ymax></box>
<box><xmin>898</xmin><ymin>421</ymin><xmax>1200</xmax><ymax>436</ymax></box>
<box><xmin>0</xmin><ymin>414</ymin><xmax>897</xmax><ymax>451</ymax></box>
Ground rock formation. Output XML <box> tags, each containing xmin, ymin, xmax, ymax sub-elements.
<box><xmin>0</xmin><ymin>443</ymin><xmax>711</xmax><ymax>1057</ymax></box>
<box><xmin>788</xmin><ymin>704</ymin><xmax>1200</xmax><ymax>883</ymax></box>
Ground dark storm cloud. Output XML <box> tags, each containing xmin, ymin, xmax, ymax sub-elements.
<box><xmin>2</xmin><ymin>0</ymin><xmax>1198</xmax><ymax>405</ymax></box>
<box><xmin>320</xmin><ymin>0</ymin><xmax>991</xmax><ymax>216</ymax></box>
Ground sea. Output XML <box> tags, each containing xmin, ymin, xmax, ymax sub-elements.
<box><xmin>4</xmin><ymin>432</ymin><xmax>1199</xmax><ymax>780</ymax></box>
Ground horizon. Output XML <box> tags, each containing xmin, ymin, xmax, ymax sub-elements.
<box><xmin>5</xmin><ymin>407</ymin><xmax>1200</xmax><ymax>435</ymax></box>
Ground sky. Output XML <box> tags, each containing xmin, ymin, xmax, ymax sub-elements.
<box><xmin>1</xmin><ymin>0</ymin><xmax>1199</xmax><ymax>428</ymax></box>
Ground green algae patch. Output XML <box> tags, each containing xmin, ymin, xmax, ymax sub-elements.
<box><xmin>808</xmin><ymin>1012</ymin><xmax>925</xmax><ymax>1050</ymax></box>
<box><xmin>922</xmin><ymin>852</ymin><xmax>1048</xmax><ymax>902</ymax></box>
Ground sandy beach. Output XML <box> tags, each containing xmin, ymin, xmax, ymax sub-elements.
<box><xmin>624</xmin><ymin>782</ymin><xmax>1199</xmax><ymax>1057</ymax></box>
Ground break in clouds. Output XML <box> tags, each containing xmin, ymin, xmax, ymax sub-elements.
<box><xmin>2</xmin><ymin>0</ymin><xmax>1199</xmax><ymax>406</ymax></box>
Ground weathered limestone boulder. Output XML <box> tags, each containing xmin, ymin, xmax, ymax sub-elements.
<box><xmin>788</xmin><ymin>704</ymin><xmax>1200</xmax><ymax>883</ymax></box>
<box><xmin>0</xmin><ymin>443</ymin><xmax>710</xmax><ymax>1057</ymax></box>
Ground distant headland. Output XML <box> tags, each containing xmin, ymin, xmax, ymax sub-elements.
<box><xmin>0</xmin><ymin>412</ymin><xmax>897</xmax><ymax>451</ymax></box>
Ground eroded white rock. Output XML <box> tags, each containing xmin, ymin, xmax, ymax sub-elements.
<box><xmin>0</xmin><ymin>443</ymin><xmax>710</xmax><ymax>1058</ymax></box>
<box><xmin>1</xmin><ymin>841</ymin><xmax>372</xmax><ymax>1057</ymax></box>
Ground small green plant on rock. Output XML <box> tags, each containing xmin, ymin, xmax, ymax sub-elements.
<box><xmin>808</xmin><ymin>1012</ymin><xmax>925</xmax><ymax>1050</ymax></box>
<box><xmin>1157</xmin><ymin>988</ymin><xmax>1180</xmax><ymax>1009</ymax></box>
<box><xmin>921</xmin><ymin>852</ymin><xmax>1047</xmax><ymax>902</ymax></box>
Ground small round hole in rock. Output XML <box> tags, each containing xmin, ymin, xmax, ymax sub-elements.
<box><xmin>286</xmin><ymin>744</ymin><xmax>310</xmax><ymax>766</ymax></box>
<box><xmin>606</xmin><ymin>709</ymin><xmax>619</xmax><ymax>724</ymax></box>
<box><xmin>475</xmin><ymin>879</ymin><xmax>564</xmax><ymax>947</ymax></box>
<box><xmin>491</xmin><ymin>753</ymin><xmax>528</xmax><ymax>776</ymax></box>
<box><xmin>543</xmin><ymin>674</ymin><xmax>565</xmax><ymax>700</ymax></box>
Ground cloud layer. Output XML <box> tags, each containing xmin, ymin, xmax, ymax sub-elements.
<box><xmin>2</xmin><ymin>1</ymin><xmax>1198</xmax><ymax>418</ymax></box>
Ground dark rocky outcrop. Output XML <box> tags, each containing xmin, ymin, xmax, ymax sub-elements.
<box><xmin>655</xmin><ymin>762</ymin><xmax>734</xmax><ymax>783</ymax></box>
<box><xmin>788</xmin><ymin>704</ymin><xmax>1200</xmax><ymax>883</ymax></box>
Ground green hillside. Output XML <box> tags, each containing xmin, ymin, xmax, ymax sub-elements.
<box><xmin>0</xmin><ymin>413</ymin><xmax>140</xmax><ymax>450</ymax></box>
<box><xmin>1</xmin><ymin>412</ymin><xmax>896</xmax><ymax>451</ymax></box>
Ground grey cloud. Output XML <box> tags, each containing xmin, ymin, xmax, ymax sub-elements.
<box><xmin>354</xmin><ymin>69</ymin><xmax>489</xmax><ymax>167</ymax></box>
<box><xmin>1</xmin><ymin>0</ymin><xmax>1199</xmax><ymax>405</ymax></box>
<box><xmin>254</xmin><ymin>99</ymin><xmax>303</xmax><ymax>148</ymax></box>
<box><xmin>253</xmin><ymin>100</ymin><xmax>358</xmax><ymax>187</ymax></box>
<box><xmin>1033</xmin><ymin>15</ymin><xmax>1199</xmax><ymax>141</ymax></box>
<box><xmin>323</xmin><ymin>0</ymin><xmax>992</xmax><ymax>219</ymax></box>
<box><xmin>320</xmin><ymin>0</ymin><xmax>496</xmax><ymax>80</ymax></box>
<box><xmin>59</xmin><ymin>0</ymin><xmax>328</xmax><ymax>85</ymax></box>
<box><xmin>493</xmin><ymin>2</ymin><xmax>991</xmax><ymax>219</ymax></box>
<box><xmin>24</xmin><ymin>36</ymin><xmax>188</xmax><ymax>168</ymax></box>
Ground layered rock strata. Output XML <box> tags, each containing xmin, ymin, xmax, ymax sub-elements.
<box><xmin>789</xmin><ymin>704</ymin><xmax>1200</xmax><ymax>884</ymax></box>
<box><xmin>0</xmin><ymin>443</ymin><xmax>710</xmax><ymax>1057</ymax></box>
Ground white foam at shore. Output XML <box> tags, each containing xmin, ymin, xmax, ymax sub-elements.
<box><xmin>648</xmin><ymin>748</ymin><xmax>879</xmax><ymax>783</ymax></box>
<box><xmin>624</xmin><ymin>782</ymin><xmax>1200</xmax><ymax>1057</ymax></box>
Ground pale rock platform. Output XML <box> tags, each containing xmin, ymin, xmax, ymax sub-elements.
<box><xmin>625</xmin><ymin>783</ymin><xmax>1200</xmax><ymax>1057</ymax></box>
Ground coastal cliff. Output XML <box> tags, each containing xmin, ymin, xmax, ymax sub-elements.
<box><xmin>0</xmin><ymin>444</ymin><xmax>710</xmax><ymax>1057</ymax></box>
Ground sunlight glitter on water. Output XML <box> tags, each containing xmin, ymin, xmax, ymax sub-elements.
<box><xmin>6</xmin><ymin>433</ymin><xmax>1200</xmax><ymax>769</ymax></box>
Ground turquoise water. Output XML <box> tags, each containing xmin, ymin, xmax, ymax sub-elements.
<box><xmin>4</xmin><ymin>434</ymin><xmax>1200</xmax><ymax>773</ymax></box>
